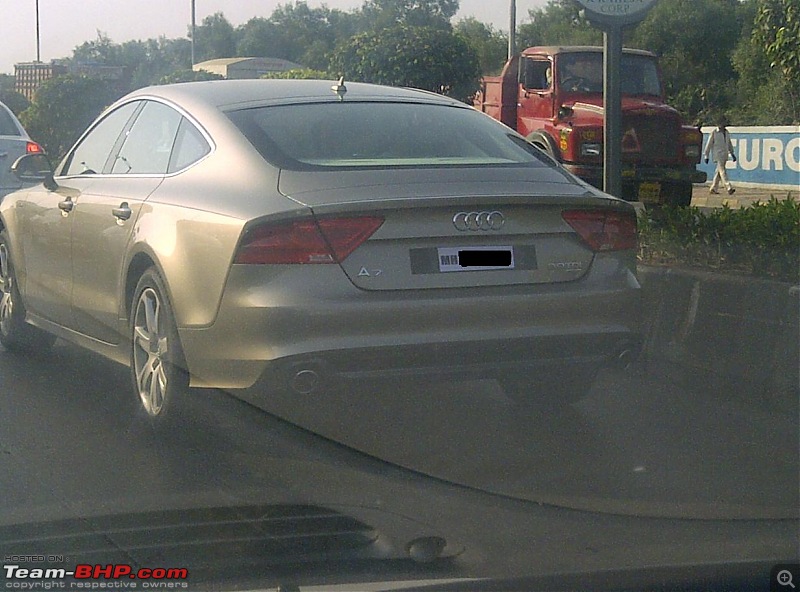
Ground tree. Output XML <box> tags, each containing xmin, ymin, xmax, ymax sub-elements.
<box><xmin>71</xmin><ymin>31</ymin><xmax>121</xmax><ymax>64</ymax></box>
<box><xmin>731</xmin><ymin>0</ymin><xmax>798</xmax><ymax>124</ymax></box>
<box><xmin>19</xmin><ymin>75</ymin><xmax>122</xmax><ymax>159</ymax></box>
<box><xmin>358</xmin><ymin>0</ymin><xmax>459</xmax><ymax>30</ymax></box>
<box><xmin>192</xmin><ymin>12</ymin><xmax>237</xmax><ymax>62</ymax></box>
<box><xmin>126</xmin><ymin>37</ymin><xmax>192</xmax><ymax>90</ymax></box>
<box><xmin>0</xmin><ymin>74</ymin><xmax>29</xmax><ymax>115</ymax></box>
<box><xmin>236</xmin><ymin>4</ymin><xmax>358</xmax><ymax>71</ymax></box>
<box><xmin>752</xmin><ymin>0</ymin><xmax>799</xmax><ymax>121</ymax></box>
<box><xmin>628</xmin><ymin>0</ymin><xmax>742</xmax><ymax>123</ymax></box>
<box><xmin>261</xmin><ymin>68</ymin><xmax>331</xmax><ymax>79</ymax></box>
<box><xmin>237</xmin><ymin>17</ymin><xmax>282</xmax><ymax>59</ymax></box>
<box><xmin>69</xmin><ymin>32</ymin><xmax>191</xmax><ymax>92</ymax></box>
<box><xmin>158</xmin><ymin>69</ymin><xmax>224</xmax><ymax>84</ymax></box>
<box><xmin>455</xmin><ymin>18</ymin><xmax>508</xmax><ymax>76</ymax></box>
<box><xmin>332</xmin><ymin>24</ymin><xmax>480</xmax><ymax>101</ymax></box>
<box><xmin>517</xmin><ymin>0</ymin><xmax>601</xmax><ymax>48</ymax></box>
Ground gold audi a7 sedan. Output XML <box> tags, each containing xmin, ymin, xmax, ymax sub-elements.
<box><xmin>0</xmin><ymin>79</ymin><xmax>641</xmax><ymax>424</ymax></box>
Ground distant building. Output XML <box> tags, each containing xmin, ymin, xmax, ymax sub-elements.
<box><xmin>14</xmin><ymin>61</ymin><xmax>67</xmax><ymax>101</ymax></box>
<box><xmin>193</xmin><ymin>57</ymin><xmax>304</xmax><ymax>79</ymax></box>
<box><xmin>14</xmin><ymin>60</ymin><xmax>124</xmax><ymax>101</ymax></box>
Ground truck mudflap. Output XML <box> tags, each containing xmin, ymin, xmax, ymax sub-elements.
<box><xmin>564</xmin><ymin>164</ymin><xmax>707</xmax><ymax>206</ymax></box>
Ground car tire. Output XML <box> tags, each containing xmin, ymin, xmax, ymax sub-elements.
<box><xmin>0</xmin><ymin>230</ymin><xmax>56</xmax><ymax>354</ymax></box>
<box><xmin>500</xmin><ymin>369</ymin><xmax>597</xmax><ymax>409</ymax></box>
<box><xmin>130</xmin><ymin>268</ymin><xmax>188</xmax><ymax>423</ymax></box>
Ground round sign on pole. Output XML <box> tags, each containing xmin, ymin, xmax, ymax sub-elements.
<box><xmin>575</xmin><ymin>0</ymin><xmax>659</xmax><ymax>28</ymax></box>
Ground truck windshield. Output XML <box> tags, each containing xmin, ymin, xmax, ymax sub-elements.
<box><xmin>558</xmin><ymin>52</ymin><xmax>662</xmax><ymax>96</ymax></box>
<box><xmin>227</xmin><ymin>101</ymin><xmax>551</xmax><ymax>170</ymax></box>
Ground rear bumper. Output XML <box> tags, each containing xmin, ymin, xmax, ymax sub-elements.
<box><xmin>178</xmin><ymin>254</ymin><xmax>643</xmax><ymax>391</ymax></box>
<box><xmin>239</xmin><ymin>331</ymin><xmax>642</xmax><ymax>400</ymax></box>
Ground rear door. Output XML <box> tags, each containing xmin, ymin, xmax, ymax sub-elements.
<box><xmin>69</xmin><ymin>100</ymin><xmax>183</xmax><ymax>344</ymax></box>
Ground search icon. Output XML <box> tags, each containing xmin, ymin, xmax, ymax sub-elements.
<box><xmin>778</xmin><ymin>570</ymin><xmax>796</xmax><ymax>589</ymax></box>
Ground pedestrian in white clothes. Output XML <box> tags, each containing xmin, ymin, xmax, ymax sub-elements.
<box><xmin>704</xmin><ymin>117</ymin><xmax>737</xmax><ymax>195</ymax></box>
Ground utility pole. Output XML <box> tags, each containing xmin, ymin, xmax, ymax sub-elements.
<box><xmin>35</xmin><ymin>0</ymin><xmax>41</xmax><ymax>62</ymax></box>
<box><xmin>574</xmin><ymin>0</ymin><xmax>659</xmax><ymax>199</ymax></box>
<box><xmin>603</xmin><ymin>29</ymin><xmax>623</xmax><ymax>198</ymax></box>
<box><xmin>508</xmin><ymin>0</ymin><xmax>516</xmax><ymax>61</ymax></box>
<box><xmin>191</xmin><ymin>0</ymin><xmax>196</xmax><ymax>67</ymax></box>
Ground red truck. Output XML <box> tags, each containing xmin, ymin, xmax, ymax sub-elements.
<box><xmin>473</xmin><ymin>46</ymin><xmax>706</xmax><ymax>206</ymax></box>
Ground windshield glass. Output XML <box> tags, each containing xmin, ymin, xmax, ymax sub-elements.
<box><xmin>227</xmin><ymin>102</ymin><xmax>550</xmax><ymax>169</ymax></box>
<box><xmin>558</xmin><ymin>52</ymin><xmax>663</xmax><ymax>96</ymax></box>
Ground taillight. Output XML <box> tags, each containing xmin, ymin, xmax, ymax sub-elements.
<box><xmin>234</xmin><ymin>216</ymin><xmax>384</xmax><ymax>264</ymax></box>
<box><xmin>562</xmin><ymin>209</ymin><xmax>637</xmax><ymax>252</ymax></box>
<box><xmin>26</xmin><ymin>142</ymin><xmax>44</xmax><ymax>154</ymax></box>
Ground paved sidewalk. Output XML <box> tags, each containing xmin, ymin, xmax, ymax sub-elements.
<box><xmin>691</xmin><ymin>183</ymin><xmax>797</xmax><ymax>208</ymax></box>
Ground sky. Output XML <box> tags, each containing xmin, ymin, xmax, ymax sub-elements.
<box><xmin>2</xmin><ymin>0</ymin><xmax>548</xmax><ymax>75</ymax></box>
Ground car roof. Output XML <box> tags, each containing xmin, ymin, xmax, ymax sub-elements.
<box><xmin>124</xmin><ymin>79</ymin><xmax>466</xmax><ymax>112</ymax></box>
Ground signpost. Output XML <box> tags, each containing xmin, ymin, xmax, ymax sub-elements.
<box><xmin>574</xmin><ymin>0</ymin><xmax>659</xmax><ymax>198</ymax></box>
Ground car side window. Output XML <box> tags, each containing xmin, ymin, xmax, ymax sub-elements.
<box><xmin>0</xmin><ymin>105</ymin><xmax>22</xmax><ymax>136</ymax></box>
<box><xmin>522</xmin><ymin>59</ymin><xmax>552</xmax><ymax>91</ymax></box>
<box><xmin>62</xmin><ymin>102</ymin><xmax>140</xmax><ymax>176</ymax></box>
<box><xmin>167</xmin><ymin>118</ymin><xmax>211</xmax><ymax>174</ymax></box>
<box><xmin>111</xmin><ymin>101</ymin><xmax>183</xmax><ymax>175</ymax></box>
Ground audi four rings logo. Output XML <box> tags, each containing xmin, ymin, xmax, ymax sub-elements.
<box><xmin>452</xmin><ymin>211</ymin><xmax>505</xmax><ymax>231</ymax></box>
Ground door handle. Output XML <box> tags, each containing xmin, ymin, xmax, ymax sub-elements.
<box><xmin>58</xmin><ymin>198</ymin><xmax>74</xmax><ymax>213</ymax></box>
<box><xmin>112</xmin><ymin>202</ymin><xmax>132</xmax><ymax>221</ymax></box>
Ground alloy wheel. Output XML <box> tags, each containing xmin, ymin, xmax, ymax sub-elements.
<box><xmin>0</xmin><ymin>243</ymin><xmax>15</xmax><ymax>336</ymax></box>
<box><xmin>132</xmin><ymin>287</ymin><xmax>170</xmax><ymax>417</ymax></box>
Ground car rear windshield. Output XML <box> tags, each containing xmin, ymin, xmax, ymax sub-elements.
<box><xmin>227</xmin><ymin>101</ymin><xmax>551</xmax><ymax>170</ymax></box>
<box><xmin>0</xmin><ymin>106</ymin><xmax>22</xmax><ymax>137</ymax></box>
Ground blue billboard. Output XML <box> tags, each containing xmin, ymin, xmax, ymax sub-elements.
<box><xmin>700</xmin><ymin>126</ymin><xmax>800</xmax><ymax>189</ymax></box>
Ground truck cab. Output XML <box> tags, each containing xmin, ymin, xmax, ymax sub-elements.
<box><xmin>474</xmin><ymin>46</ymin><xmax>706</xmax><ymax>206</ymax></box>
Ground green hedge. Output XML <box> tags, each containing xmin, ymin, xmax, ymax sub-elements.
<box><xmin>637</xmin><ymin>195</ymin><xmax>799</xmax><ymax>283</ymax></box>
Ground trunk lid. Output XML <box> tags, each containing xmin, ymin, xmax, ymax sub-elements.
<box><xmin>279</xmin><ymin>167</ymin><xmax>628</xmax><ymax>291</ymax></box>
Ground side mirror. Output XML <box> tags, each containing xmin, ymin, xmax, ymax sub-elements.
<box><xmin>11</xmin><ymin>153</ymin><xmax>57</xmax><ymax>191</ymax></box>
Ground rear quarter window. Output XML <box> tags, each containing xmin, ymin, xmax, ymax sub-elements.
<box><xmin>0</xmin><ymin>106</ymin><xmax>22</xmax><ymax>137</ymax></box>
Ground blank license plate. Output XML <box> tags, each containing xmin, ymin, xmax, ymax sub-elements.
<box><xmin>437</xmin><ymin>246</ymin><xmax>514</xmax><ymax>272</ymax></box>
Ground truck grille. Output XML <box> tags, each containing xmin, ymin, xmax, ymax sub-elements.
<box><xmin>622</xmin><ymin>115</ymin><xmax>678</xmax><ymax>162</ymax></box>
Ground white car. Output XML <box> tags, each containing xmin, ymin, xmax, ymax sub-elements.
<box><xmin>0</xmin><ymin>100</ymin><xmax>44</xmax><ymax>199</ymax></box>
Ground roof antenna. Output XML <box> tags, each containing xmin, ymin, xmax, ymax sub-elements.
<box><xmin>331</xmin><ymin>76</ymin><xmax>347</xmax><ymax>101</ymax></box>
